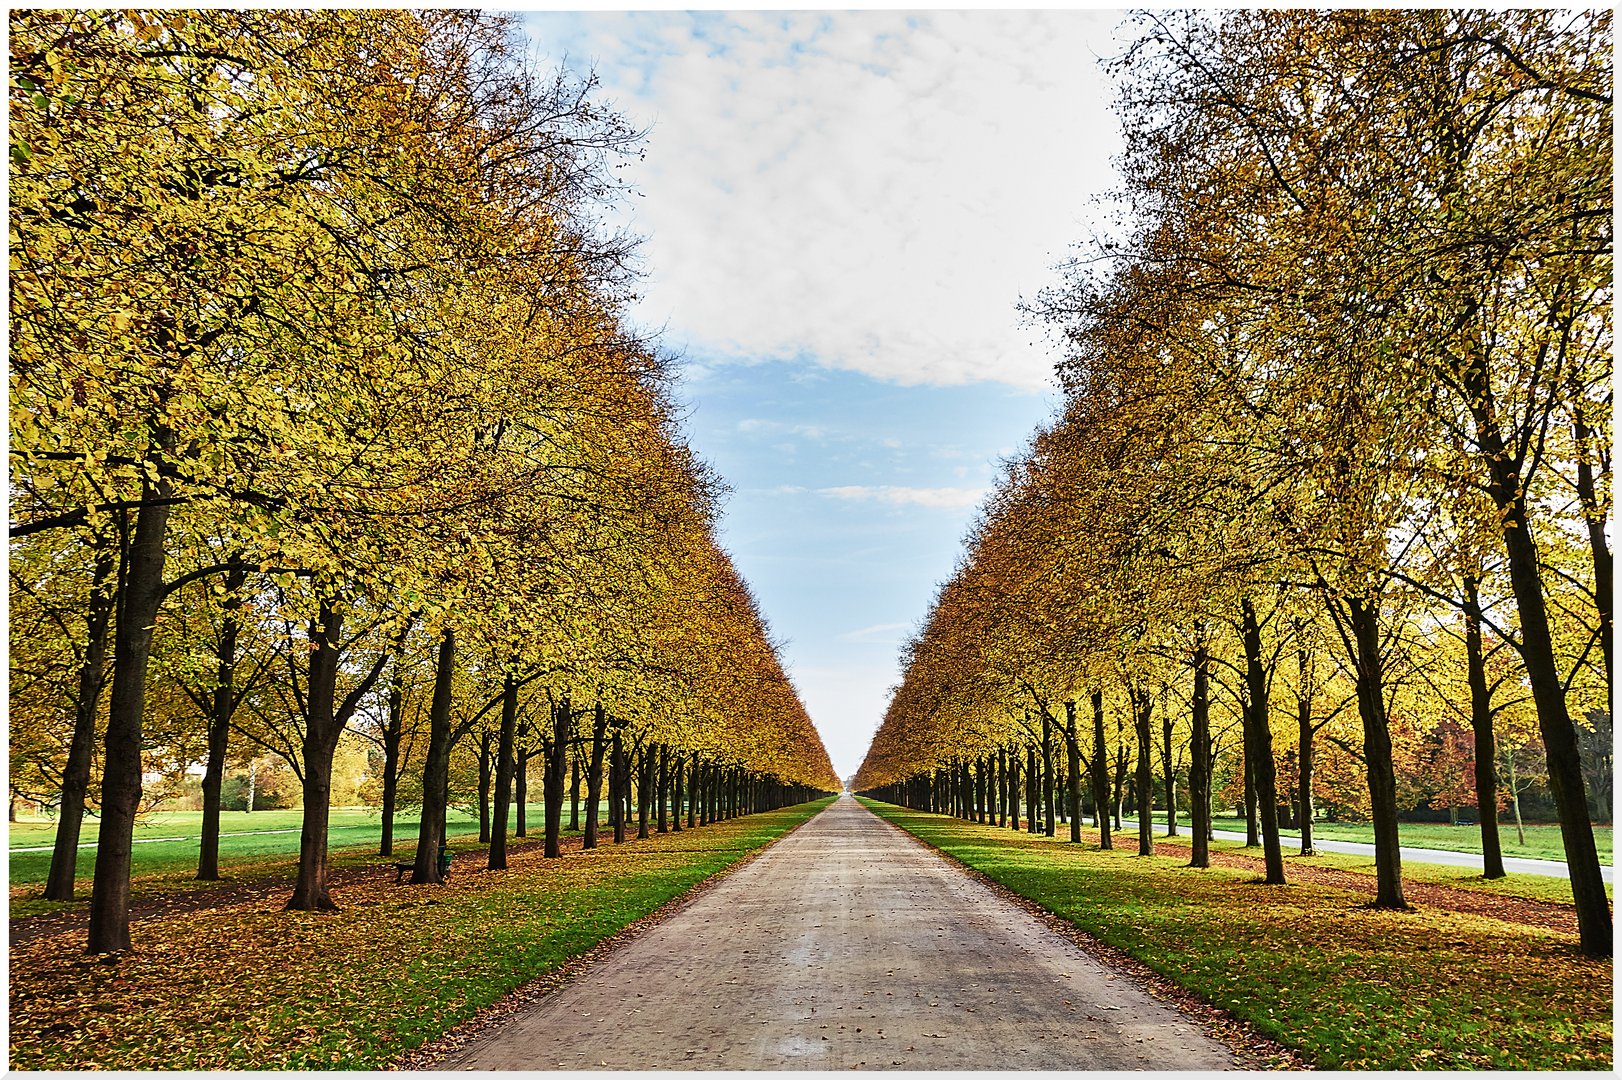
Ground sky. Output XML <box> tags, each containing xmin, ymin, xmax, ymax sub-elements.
<box><xmin>516</xmin><ymin>9</ymin><xmax>1131</xmax><ymax>782</ymax></box>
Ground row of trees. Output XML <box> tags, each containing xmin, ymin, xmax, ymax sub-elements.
<box><xmin>855</xmin><ymin>10</ymin><xmax>1611</xmax><ymax>957</ymax></box>
<box><xmin>9</xmin><ymin>9</ymin><xmax>836</xmax><ymax>956</ymax></box>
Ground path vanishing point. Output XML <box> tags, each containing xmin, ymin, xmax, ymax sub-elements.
<box><xmin>442</xmin><ymin>795</ymin><xmax>1236</xmax><ymax>1070</ymax></box>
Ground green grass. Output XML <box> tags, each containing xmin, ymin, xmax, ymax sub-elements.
<box><xmin>9</xmin><ymin>797</ymin><xmax>833</xmax><ymax>1070</ymax></box>
<box><xmin>8</xmin><ymin>801</ymin><xmax>633</xmax><ymax>903</ymax></box>
<box><xmin>865</xmin><ymin>800</ymin><xmax>1611</xmax><ymax>1071</ymax></box>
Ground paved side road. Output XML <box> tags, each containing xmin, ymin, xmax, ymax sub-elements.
<box><xmin>1124</xmin><ymin>817</ymin><xmax>1613</xmax><ymax>883</ymax></box>
<box><xmin>1224</xmin><ymin>830</ymin><xmax>1615</xmax><ymax>883</ymax></box>
<box><xmin>442</xmin><ymin>795</ymin><xmax>1234</xmax><ymax>1070</ymax></box>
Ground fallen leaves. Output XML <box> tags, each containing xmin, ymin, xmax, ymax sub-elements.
<box><xmin>872</xmin><ymin>805</ymin><xmax>1612</xmax><ymax>1071</ymax></box>
<box><xmin>9</xmin><ymin>804</ymin><xmax>827</xmax><ymax>1070</ymax></box>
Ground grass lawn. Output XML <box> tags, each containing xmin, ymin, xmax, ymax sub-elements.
<box><xmin>9</xmin><ymin>802</ymin><xmax>631</xmax><ymax>909</ymax></box>
<box><xmin>864</xmin><ymin>800</ymin><xmax>1611</xmax><ymax>1071</ymax></box>
<box><xmin>9</xmin><ymin>798</ymin><xmax>832</xmax><ymax>1069</ymax></box>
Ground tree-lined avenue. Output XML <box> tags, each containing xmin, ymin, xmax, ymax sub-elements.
<box><xmin>443</xmin><ymin>795</ymin><xmax>1235</xmax><ymax>1070</ymax></box>
<box><xmin>7</xmin><ymin>8</ymin><xmax>1610</xmax><ymax>1072</ymax></box>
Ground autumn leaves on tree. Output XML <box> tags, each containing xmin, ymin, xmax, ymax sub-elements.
<box><xmin>855</xmin><ymin>10</ymin><xmax>1611</xmax><ymax>958</ymax></box>
<box><xmin>10</xmin><ymin>10</ymin><xmax>836</xmax><ymax>956</ymax></box>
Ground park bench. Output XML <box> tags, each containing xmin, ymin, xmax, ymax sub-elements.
<box><xmin>392</xmin><ymin>846</ymin><xmax>453</xmax><ymax>883</ymax></box>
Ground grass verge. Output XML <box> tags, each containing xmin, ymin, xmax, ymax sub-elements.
<box><xmin>9</xmin><ymin>798</ymin><xmax>833</xmax><ymax>1069</ymax></box>
<box><xmin>863</xmin><ymin>800</ymin><xmax>1611</xmax><ymax>1070</ymax></box>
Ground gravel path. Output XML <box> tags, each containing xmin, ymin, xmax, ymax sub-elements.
<box><xmin>442</xmin><ymin>795</ymin><xmax>1236</xmax><ymax>1070</ymax></box>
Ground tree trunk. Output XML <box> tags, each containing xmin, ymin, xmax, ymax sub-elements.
<box><xmin>488</xmin><ymin>672</ymin><xmax>518</xmax><ymax>870</ymax></box>
<box><xmin>196</xmin><ymin>565</ymin><xmax>246</xmax><ymax>881</ymax></box>
<box><xmin>989</xmin><ymin>752</ymin><xmax>999</xmax><ymax>822</ymax></box>
<box><xmin>1244</xmin><ymin>751</ymin><xmax>1260</xmax><ymax>846</ymax></box>
<box><xmin>544</xmin><ymin>694</ymin><xmax>567</xmax><ymax>859</ymax></box>
<box><xmin>1472</xmin><ymin>357</ymin><xmax>1609</xmax><ymax>955</ymax></box>
<box><xmin>979</xmin><ymin>759</ymin><xmax>987</xmax><ymax>821</ymax></box>
<box><xmin>87</xmin><ymin>475</ymin><xmax>172</xmax><ymax>953</ymax></box>
<box><xmin>514</xmin><ymin>727</ymin><xmax>528</xmax><ymax>839</ymax></box>
<box><xmin>292</xmin><ymin>747</ymin><xmax>337</xmax><ymax>904</ymax></box>
<box><xmin>692</xmin><ymin>763</ymin><xmax>702</xmax><ymax>825</ymax></box>
<box><xmin>379</xmin><ymin>671</ymin><xmax>404</xmax><ymax>857</ymax></box>
<box><xmin>1297</xmin><ymin>707</ymin><xmax>1316</xmax><ymax>858</ymax></box>
<box><xmin>687</xmin><ymin>755</ymin><xmax>697</xmax><ymax>829</ymax></box>
<box><xmin>287</xmin><ymin>600</ymin><xmax>352</xmax><ymax>906</ymax></box>
<box><xmin>1091</xmin><ymin>691</ymin><xmax>1112</xmax><ymax>849</ymax></box>
<box><xmin>996</xmin><ymin>748</ymin><xmax>1008</xmax><ymax>829</ymax></box>
<box><xmin>1160</xmin><ymin>708</ymin><xmax>1178</xmax><ymax>838</ymax></box>
<box><xmin>657</xmin><ymin>743</ymin><xmax>670</xmax><ymax>833</ymax></box>
<box><xmin>584</xmin><ymin>701</ymin><xmax>608</xmax><ymax>849</ymax></box>
<box><xmin>1041</xmin><ymin>710</ymin><xmax>1056</xmax><ymax>838</ymax></box>
<box><xmin>636</xmin><ymin>744</ymin><xmax>652</xmax><ymax>840</ymax></box>
<box><xmin>45</xmin><ymin>541</ymin><xmax>116</xmax><ymax>901</ymax></box>
<box><xmin>477</xmin><ymin>732</ymin><xmax>493</xmax><ymax>845</ymax></box>
<box><xmin>1462</xmin><ymin>575</ymin><xmax>1505</xmax><ymax>879</ymax></box>
<box><xmin>1064</xmin><ymin>702</ymin><xmax>1082</xmax><ymax>842</ymax></box>
<box><xmin>976</xmin><ymin>757</ymin><xmax>987</xmax><ymax>823</ymax></box>
<box><xmin>1112</xmin><ymin>714</ymin><xmax>1129</xmax><ymax>832</ymax></box>
<box><xmin>1007</xmin><ymin>746</ymin><xmax>1020</xmax><ymax>830</ymax></box>
<box><xmin>1133</xmin><ymin>689</ymin><xmax>1155</xmax><ymax>857</ymax></box>
<box><xmin>1345</xmin><ymin>593</ymin><xmax>1402</xmax><ymax>906</ymax></box>
<box><xmin>1571</xmin><ymin>402</ymin><xmax>1612</xmax><ymax>715</ymax></box>
<box><xmin>410</xmin><ymin>628</ymin><xmax>457</xmax><ymax>886</ymax></box>
<box><xmin>1241</xmin><ymin>597</ymin><xmax>1286</xmax><ymax>885</ymax></box>
<box><xmin>611</xmin><ymin>729</ymin><xmax>626</xmax><ymax>844</ymax></box>
<box><xmin>569</xmin><ymin>748</ymin><xmax>580</xmax><ymax>831</ymax></box>
<box><xmin>1189</xmin><ymin>642</ymin><xmax>1211</xmax><ymax>869</ymax></box>
<box><xmin>1025</xmin><ymin>745</ymin><xmax>1039</xmax><ymax>833</ymax></box>
<box><xmin>672</xmin><ymin>752</ymin><xmax>684</xmax><ymax>833</ymax></box>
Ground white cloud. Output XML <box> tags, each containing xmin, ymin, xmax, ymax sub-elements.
<box><xmin>737</xmin><ymin>418</ymin><xmax>828</xmax><ymax>440</ymax></box>
<box><xmin>524</xmin><ymin>10</ymin><xmax>1128</xmax><ymax>391</ymax></box>
<box><xmin>815</xmin><ymin>484</ymin><xmax>985</xmax><ymax>509</ymax></box>
<box><xmin>840</xmin><ymin>621</ymin><xmax>912</xmax><ymax>643</ymax></box>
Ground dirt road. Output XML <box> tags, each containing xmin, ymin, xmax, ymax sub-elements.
<box><xmin>441</xmin><ymin>795</ymin><xmax>1235</xmax><ymax>1070</ymax></box>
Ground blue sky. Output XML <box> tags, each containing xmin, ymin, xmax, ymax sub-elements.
<box><xmin>516</xmin><ymin>9</ymin><xmax>1127</xmax><ymax>779</ymax></box>
<box><xmin>675</xmin><ymin>362</ymin><xmax>1057</xmax><ymax>777</ymax></box>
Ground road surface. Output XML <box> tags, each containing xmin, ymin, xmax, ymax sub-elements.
<box><xmin>442</xmin><ymin>795</ymin><xmax>1235</xmax><ymax>1070</ymax></box>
